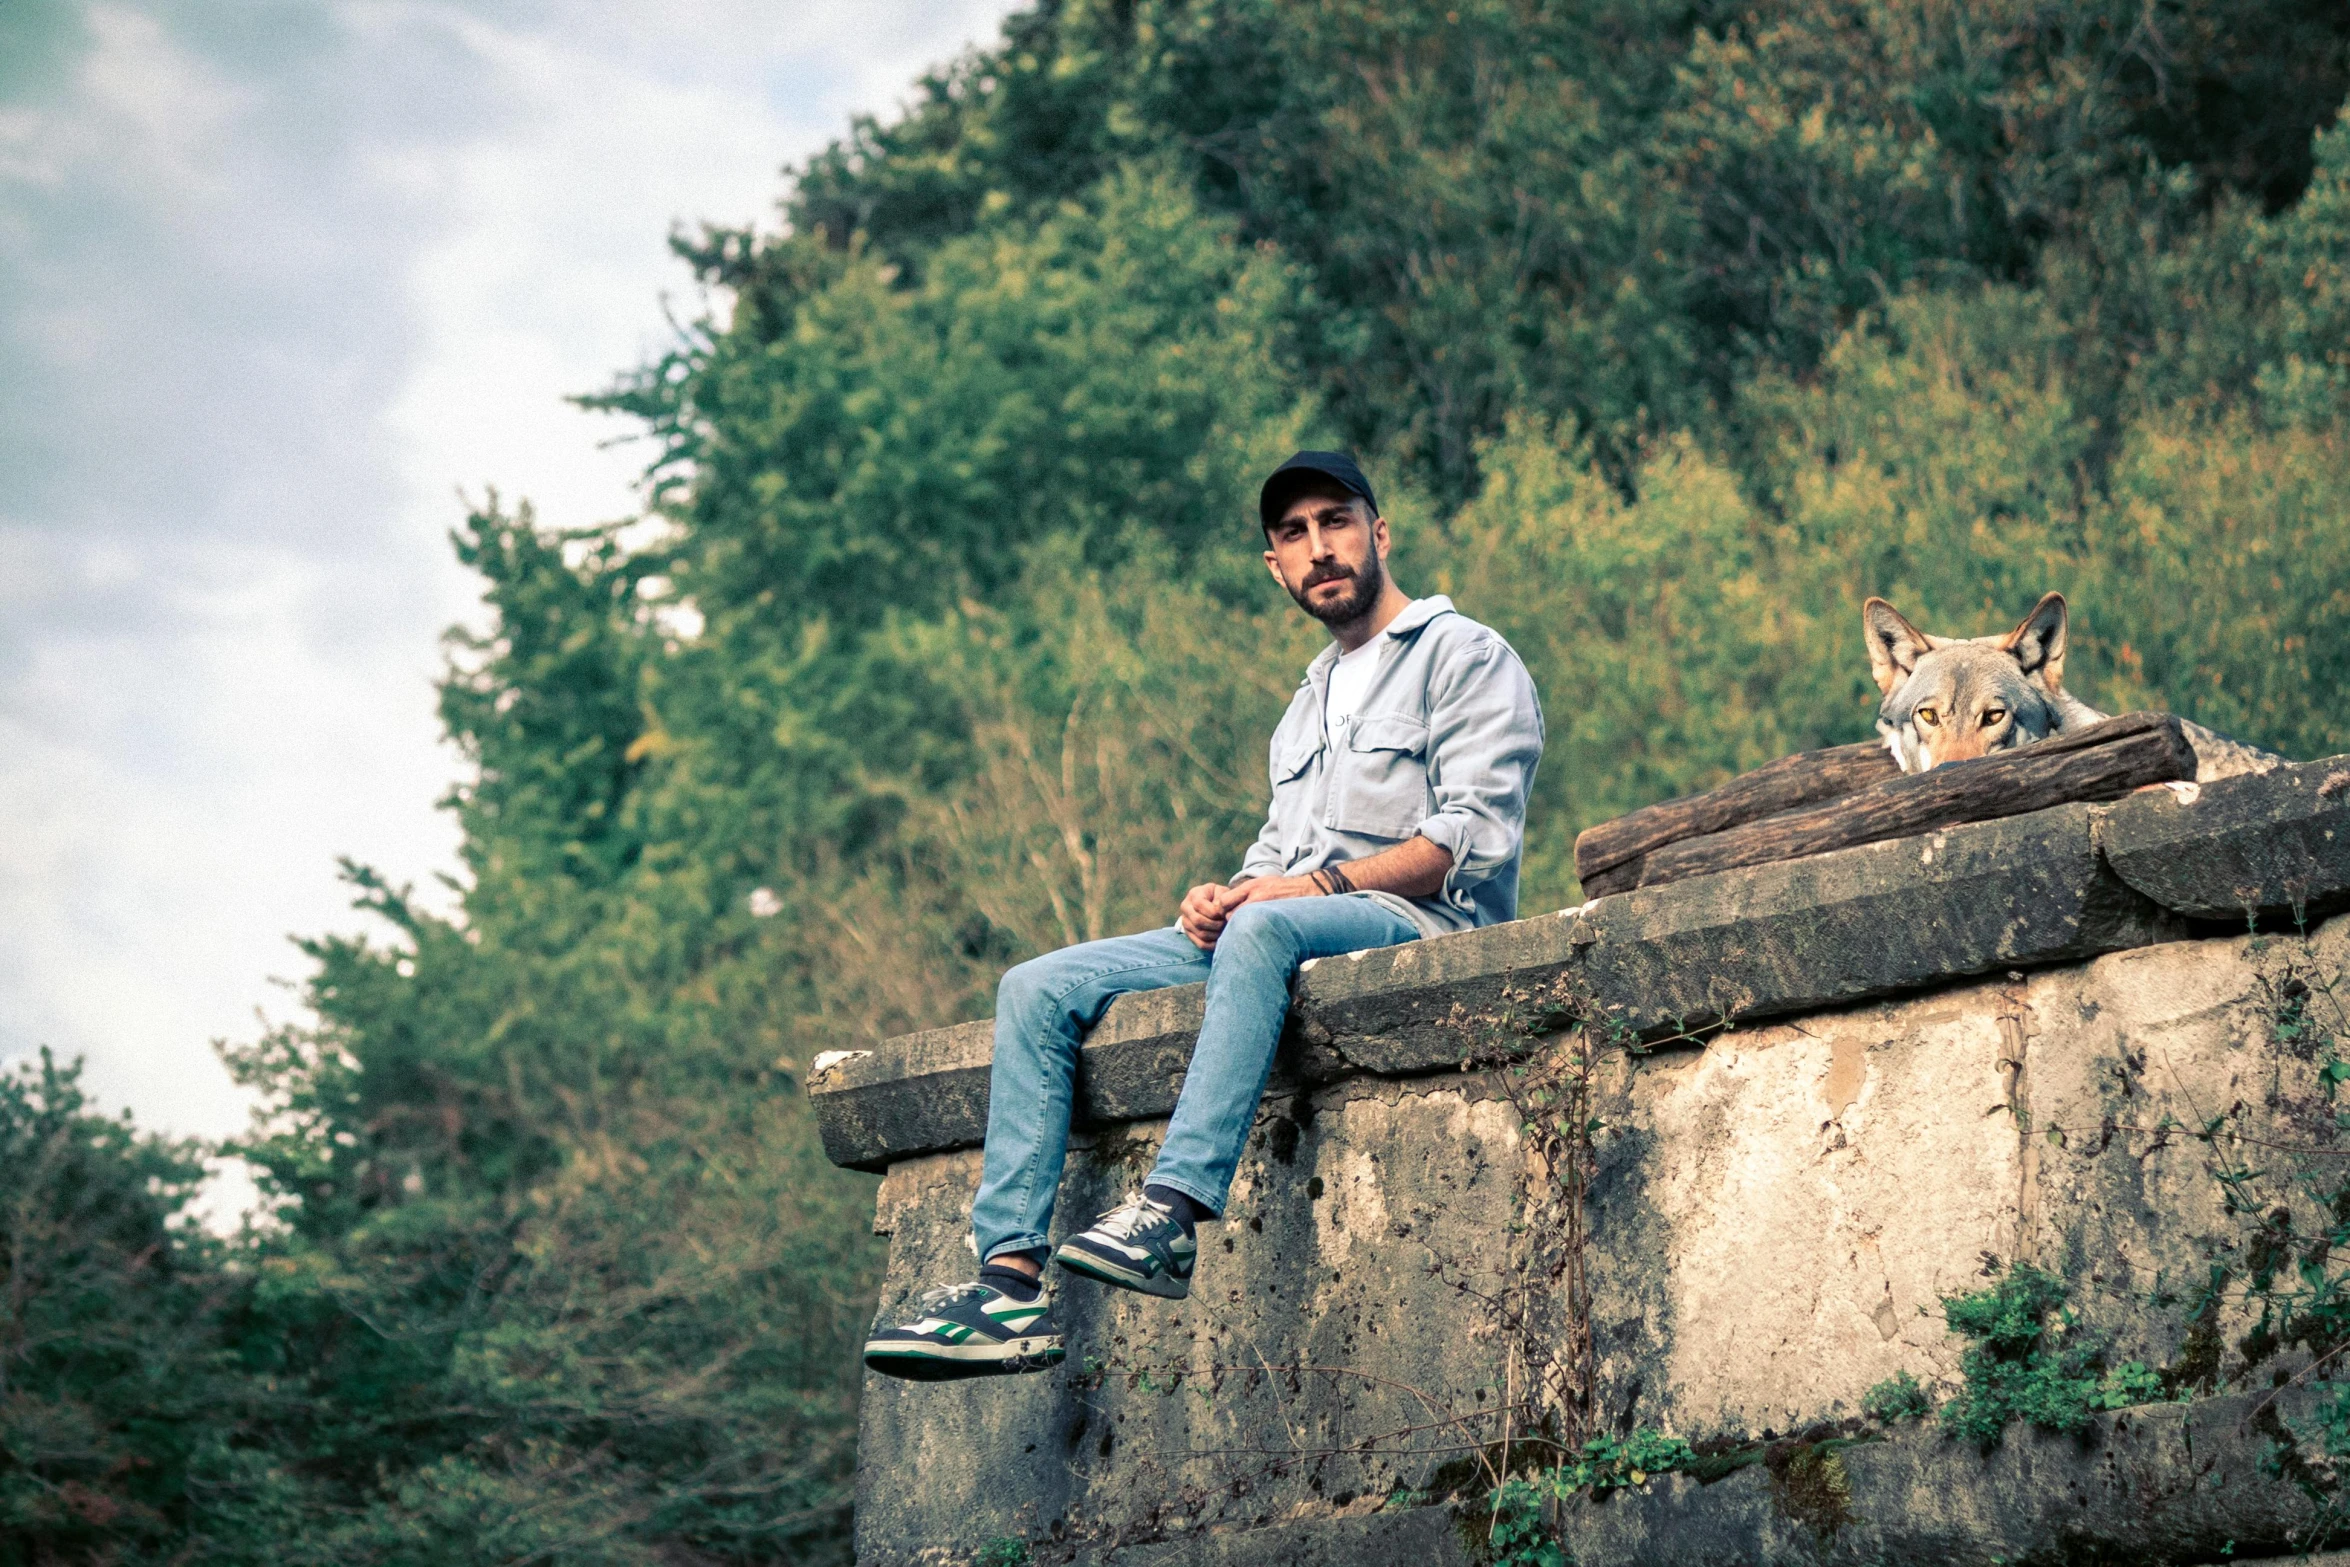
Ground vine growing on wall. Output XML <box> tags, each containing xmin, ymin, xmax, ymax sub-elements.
<box><xmin>1466</xmin><ymin>972</ymin><xmax>1610</xmax><ymax>1447</ymax></box>
<box><xmin>1440</xmin><ymin>972</ymin><xmax>1719</xmax><ymax>1561</ymax></box>
<box><xmin>2202</xmin><ymin>949</ymin><xmax>2350</xmax><ymax>1537</ymax></box>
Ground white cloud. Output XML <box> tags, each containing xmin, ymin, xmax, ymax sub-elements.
<box><xmin>0</xmin><ymin>0</ymin><xmax>1020</xmax><ymax>1173</ymax></box>
<box><xmin>0</xmin><ymin>107</ymin><xmax>66</xmax><ymax>186</ymax></box>
<box><xmin>0</xmin><ymin>522</ymin><xmax>456</xmax><ymax>1137</ymax></box>
<box><xmin>372</xmin><ymin>0</ymin><xmax>1021</xmax><ymax>544</ymax></box>
<box><xmin>76</xmin><ymin>3</ymin><xmax>256</xmax><ymax>200</ymax></box>
<box><xmin>372</xmin><ymin>7</ymin><xmax>768</xmax><ymax>542</ymax></box>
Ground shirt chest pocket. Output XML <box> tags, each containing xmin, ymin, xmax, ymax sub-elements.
<box><xmin>1333</xmin><ymin>715</ymin><xmax>1432</xmax><ymax>840</ymax></box>
<box><xmin>1272</xmin><ymin>735</ymin><xmax>1322</xmax><ymax>789</ymax></box>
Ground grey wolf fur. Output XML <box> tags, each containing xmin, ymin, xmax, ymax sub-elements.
<box><xmin>1863</xmin><ymin>592</ymin><xmax>2284</xmax><ymax>783</ymax></box>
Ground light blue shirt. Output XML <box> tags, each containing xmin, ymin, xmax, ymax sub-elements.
<box><xmin>1236</xmin><ymin>596</ymin><xmax>1545</xmax><ymax>938</ymax></box>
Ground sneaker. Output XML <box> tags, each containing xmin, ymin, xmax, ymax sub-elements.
<box><xmin>862</xmin><ymin>1279</ymin><xmax>1065</xmax><ymax>1382</ymax></box>
<box><xmin>1052</xmin><ymin>1191</ymin><xmax>1198</xmax><ymax>1300</ymax></box>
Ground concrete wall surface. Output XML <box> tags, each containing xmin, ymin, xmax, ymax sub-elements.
<box><xmin>854</xmin><ymin>915</ymin><xmax>2350</xmax><ymax>1565</ymax></box>
<box><xmin>1588</xmin><ymin>914</ymin><xmax>2350</xmax><ymax>1439</ymax></box>
<box><xmin>857</xmin><ymin>1079</ymin><xmax>1525</xmax><ymax>1563</ymax></box>
<box><xmin>1555</xmin><ymin>1384</ymin><xmax>2333</xmax><ymax>1566</ymax></box>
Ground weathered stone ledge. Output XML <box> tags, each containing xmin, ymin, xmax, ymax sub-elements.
<box><xmin>1556</xmin><ymin>1385</ymin><xmax>2330</xmax><ymax>1567</ymax></box>
<box><xmin>811</xmin><ymin>757</ymin><xmax>2350</xmax><ymax>1171</ymax></box>
<box><xmin>1050</xmin><ymin>1387</ymin><xmax>2339</xmax><ymax>1566</ymax></box>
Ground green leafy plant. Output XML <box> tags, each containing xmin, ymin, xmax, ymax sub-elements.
<box><xmin>2091</xmin><ymin>1362</ymin><xmax>2166</xmax><ymax>1411</ymax></box>
<box><xmin>1936</xmin><ymin>1263</ymin><xmax>2164</xmax><ymax>1446</ymax></box>
<box><xmin>1862</xmin><ymin>1370</ymin><xmax>1934</xmax><ymax>1423</ymax></box>
<box><xmin>2292</xmin><ymin>1385</ymin><xmax>2350</xmax><ymax>1481</ymax></box>
<box><xmin>1555</xmin><ymin>1428</ymin><xmax>1697</xmax><ymax>1494</ymax></box>
<box><xmin>1484</xmin><ymin>1477</ymin><xmax>1566</xmax><ymax>1567</ymax></box>
<box><xmin>1475</xmin><ymin>1428</ymin><xmax>1696</xmax><ymax>1566</ymax></box>
<box><xmin>973</xmin><ymin>1538</ymin><xmax>1031</xmax><ymax>1567</ymax></box>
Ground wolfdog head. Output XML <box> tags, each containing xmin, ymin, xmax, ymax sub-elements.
<box><xmin>1863</xmin><ymin>592</ymin><xmax>2105</xmax><ymax>773</ymax></box>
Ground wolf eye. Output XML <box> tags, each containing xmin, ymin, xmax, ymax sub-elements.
<box><xmin>1981</xmin><ymin>708</ymin><xmax>2007</xmax><ymax>728</ymax></box>
<box><xmin>1916</xmin><ymin>707</ymin><xmax>1939</xmax><ymax>727</ymax></box>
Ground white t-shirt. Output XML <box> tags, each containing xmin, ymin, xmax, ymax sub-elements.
<box><xmin>1323</xmin><ymin>639</ymin><xmax>1381</xmax><ymax>742</ymax></box>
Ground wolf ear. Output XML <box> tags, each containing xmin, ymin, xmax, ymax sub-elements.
<box><xmin>2003</xmin><ymin>592</ymin><xmax>2069</xmax><ymax>692</ymax></box>
<box><xmin>1863</xmin><ymin>598</ymin><xmax>1937</xmax><ymax>695</ymax></box>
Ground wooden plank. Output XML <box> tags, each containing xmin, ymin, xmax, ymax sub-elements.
<box><xmin>1575</xmin><ymin>712</ymin><xmax>2191</xmax><ymax>898</ymax></box>
<box><xmin>1573</xmin><ymin>741</ymin><xmax>1901</xmax><ymax>886</ymax></box>
<box><xmin>1578</xmin><ymin>855</ymin><xmax>1650</xmax><ymax>899</ymax></box>
<box><xmin>1628</xmin><ymin>713</ymin><xmax>2195</xmax><ymax>892</ymax></box>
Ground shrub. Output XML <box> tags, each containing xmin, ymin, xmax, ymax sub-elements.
<box><xmin>1862</xmin><ymin>1370</ymin><xmax>1934</xmax><ymax>1423</ymax></box>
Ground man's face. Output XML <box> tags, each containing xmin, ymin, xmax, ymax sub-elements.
<box><xmin>1264</xmin><ymin>485</ymin><xmax>1388</xmax><ymax>627</ymax></box>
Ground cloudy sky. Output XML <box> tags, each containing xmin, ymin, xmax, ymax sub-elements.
<box><xmin>0</xmin><ymin>0</ymin><xmax>1017</xmax><ymax>1153</ymax></box>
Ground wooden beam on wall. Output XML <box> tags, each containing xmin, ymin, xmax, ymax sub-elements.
<box><xmin>1574</xmin><ymin>741</ymin><xmax>1901</xmax><ymax>893</ymax></box>
<box><xmin>1620</xmin><ymin>713</ymin><xmax>2195</xmax><ymax>894</ymax></box>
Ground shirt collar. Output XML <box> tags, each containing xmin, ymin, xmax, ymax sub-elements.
<box><xmin>1380</xmin><ymin>594</ymin><xmax>1455</xmax><ymax>640</ymax></box>
<box><xmin>1303</xmin><ymin>595</ymin><xmax>1456</xmax><ymax>681</ymax></box>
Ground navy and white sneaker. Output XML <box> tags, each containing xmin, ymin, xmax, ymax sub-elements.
<box><xmin>862</xmin><ymin>1279</ymin><xmax>1064</xmax><ymax>1382</ymax></box>
<box><xmin>1053</xmin><ymin>1192</ymin><xmax>1197</xmax><ymax>1300</ymax></box>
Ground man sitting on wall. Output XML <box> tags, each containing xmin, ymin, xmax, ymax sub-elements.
<box><xmin>863</xmin><ymin>451</ymin><xmax>1546</xmax><ymax>1381</ymax></box>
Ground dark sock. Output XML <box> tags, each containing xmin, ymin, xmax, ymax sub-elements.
<box><xmin>1144</xmin><ymin>1183</ymin><xmax>1214</xmax><ymax>1236</ymax></box>
<box><xmin>979</xmin><ymin>1258</ymin><xmax>1043</xmax><ymax>1300</ymax></box>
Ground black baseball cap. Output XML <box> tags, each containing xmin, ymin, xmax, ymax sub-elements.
<box><xmin>1259</xmin><ymin>450</ymin><xmax>1379</xmax><ymax>529</ymax></box>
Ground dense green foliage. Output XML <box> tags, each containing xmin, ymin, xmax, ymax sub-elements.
<box><xmin>0</xmin><ymin>1054</ymin><xmax>220</xmax><ymax>1560</ymax></box>
<box><xmin>14</xmin><ymin>0</ymin><xmax>2350</xmax><ymax>1559</ymax></box>
<box><xmin>1860</xmin><ymin>1368</ymin><xmax>1932</xmax><ymax>1423</ymax></box>
<box><xmin>1936</xmin><ymin>1262</ymin><xmax>2162</xmax><ymax>1446</ymax></box>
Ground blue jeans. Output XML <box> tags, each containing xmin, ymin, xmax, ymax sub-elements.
<box><xmin>968</xmin><ymin>896</ymin><xmax>1421</xmax><ymax>1264</ymax></box>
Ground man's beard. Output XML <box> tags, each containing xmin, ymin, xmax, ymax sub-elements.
<box><xmin>1286</xmin><ymin>552</ymin><xmax>1385</xmax><ymax>627</ymax></box>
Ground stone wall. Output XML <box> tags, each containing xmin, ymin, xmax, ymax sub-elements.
<box><xmin>816</xmin><ymin>759</ymin><xmax>2350</xmax><ymax>1566</ymax></box>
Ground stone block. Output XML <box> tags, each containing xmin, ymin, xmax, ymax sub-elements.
<box><xmin>2100</xmin><ymin>754</ymin><xmax>2350</xmax><ymax>923</ymax></box>
<box><xmin>812</xmin><ymin>988</ymin><xmax>1207</xmax><ymax>1172</ymax></box>
<box><xmin>809</xmin><ymin>1021</ymin><xmax>990</xmax><ymax>1173</ymax></box>
<box><xmin>1070</xmin><ymin>985</ymin><xmax>1209</xmax><ymax>1124</ymax></box>
<box><xmin>1290</xmin><ymin>909</ymin><xmax>1583</xmax><ymax>1074</ymax></box>
<box><xmin>1560</xmin><ymin>1388</ymin><xmax>2327</xmax><ymax>1566</ymax></box>
<box><xmin>1583</xmin><ymin>916</ymin><xmax>2350</xmax><ymax>1440</ymax></box>
<box><xmin>1572</xmin><ymin>802</ymin><xmax>2178</xmax><ymax>1038</ymax></box>
<box><xmin>1074</xmin><ymin>1508</ymin><xmax>1473</xmax><ymax>1565</ymax></box>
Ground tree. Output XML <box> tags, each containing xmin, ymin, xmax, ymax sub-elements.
<box><xmin>0</xmin><ymin>1052</ymin><xmax>223</xmax><ymax>1565</ymax></box>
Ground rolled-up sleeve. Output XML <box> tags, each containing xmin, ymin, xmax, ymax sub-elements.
<box><xmin>1412</xmin><ymin>636</ymin><xmax>1544</xmax><ymax>910</ymax></box>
